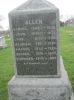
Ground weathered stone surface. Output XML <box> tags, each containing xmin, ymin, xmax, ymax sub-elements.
<box><xmin>8</xmin><ymin>58</ymin><xmax>72</xmax><ymax>100</ymax></box>
<box><xmin>8</xmin><ymin>1</ymin><xmax>72</xmax><ymax>100</ymax></box>
<box><xmin>9</xmin><ymin>0</ymin><xmax>60</xmax><ymax>77</ymax></box>
<box><xmin>16</xmin><ymin>0</ymin><xmax>56</xmax><ymax>10</ymax></box>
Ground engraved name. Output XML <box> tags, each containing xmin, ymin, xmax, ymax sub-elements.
<box><xmin>25</xmin><ymin>19</ymin><xmax>43</xmax><ymax>25</ymax></box>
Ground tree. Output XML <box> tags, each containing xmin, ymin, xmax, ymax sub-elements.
<box><xmin>60</xmin><ymin>21</ymin><xmax>64</xmax><ymax>27</ymax></box>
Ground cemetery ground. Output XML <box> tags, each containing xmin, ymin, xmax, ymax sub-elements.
<box><xmin>0</xmin><ymin>26</ymin><xmax>74</xmax><ymax>100</ymax></box>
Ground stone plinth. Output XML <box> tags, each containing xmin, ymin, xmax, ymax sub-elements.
<box><xmin>8</xmin><ymin>58</ymin><xmax>72</xmax><ymax>100</ymax></box>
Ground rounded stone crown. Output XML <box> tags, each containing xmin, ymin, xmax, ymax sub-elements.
<box><xmin>15</xmin><ymin>0</ymin><xmax>57</xmax><ymax>10</ymax></box>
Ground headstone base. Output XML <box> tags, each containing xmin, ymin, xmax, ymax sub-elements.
<box><xmin>8</xmin><ymin>57</ymin><xmax>72</xmax><ymax>100</ymax></box>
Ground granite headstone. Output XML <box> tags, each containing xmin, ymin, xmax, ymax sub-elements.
<box><xmin>9</xmin><ymin>0</ymin><xmax>60</xmax><ymax>77</ymax></box>
<box><xmin>8</xmin><ymin>0</ymin><xmax>72</xmax><ymax>100</ymax></box>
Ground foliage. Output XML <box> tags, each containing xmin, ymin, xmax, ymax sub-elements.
<box><xmin>60</xmin><ymin>21</ymin><xmax>64</xmax><ymax>27</ymax></box>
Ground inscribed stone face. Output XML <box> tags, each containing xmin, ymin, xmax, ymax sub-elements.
<box><xmin>11</xmin><ymin>12</ymin><xmax>58</xmax><ymax>75</ymax></box>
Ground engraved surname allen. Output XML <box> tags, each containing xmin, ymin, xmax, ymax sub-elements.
<box><xmin>25</xmin><ymin>19</ymin><xmax>42</xmax><ymax>25</ymax></box>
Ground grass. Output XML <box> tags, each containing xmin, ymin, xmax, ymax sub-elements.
<box><xmin>0</xmin><ymin>26</ymin><xmax>74</xmax><ymax>100</ymax></box>
<box><xmin>60</xmin><ymin>26</ymin><xmax>74</xmax><ymax>92</ymax></box>
<box><xmin>0</xmin><ymin>35</ymin><xmax>14</xmax><ymax>100</ymax></box>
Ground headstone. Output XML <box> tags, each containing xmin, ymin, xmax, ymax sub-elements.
<box><xmin>0</xmin><ymin>33</ymin><xmax>7</xmax><ymax>48</ymax></box>
<box><xmin>8</xmin><ymin>0</ymin><xmax>73</xmax><ymax>100</ymax></box>
<box><xmin>9</xmin><ymin>0</ymin><xmax>60</xmax><ymax>77</ymax></box>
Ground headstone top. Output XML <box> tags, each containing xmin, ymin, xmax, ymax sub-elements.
<box><xmin>15</xmin><ymin>0</ymin><xmax>57</xmax><ymax>10</ymax></box>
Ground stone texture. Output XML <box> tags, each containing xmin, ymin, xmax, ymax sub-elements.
<box><xmin>8</xmin><ymin>57</ymin><xmax>72</xmax><ymax>100</ymax></box>
<box><xmin>9</xmin><ymin>0</ymin><xmax>60</xmax><ymax>77</ymax></box>
<box><xmin>12</xmin><ymin>0</ymin><xmax>57</xmax><ymax>10</ymax></box>
<box><xmin>8</xmin><ymin>1</ymin><xmax>72</xmax><ymax>100</ymax></box>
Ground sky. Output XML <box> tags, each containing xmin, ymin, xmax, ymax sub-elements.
<box><xmin>0</xmin><ymin>0</ymin><xmax>74</xmax><ymax>30</ymax></box>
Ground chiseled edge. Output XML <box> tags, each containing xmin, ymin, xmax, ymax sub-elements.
<box><xmin>56</xmin><ymin>9</ymin><xmax>61</xmax><ymax>77</ymax></box>
<box><xmin>9</xmin><ymin>13</ymin><xmax>17</xmax><ymax>76</ymax></box>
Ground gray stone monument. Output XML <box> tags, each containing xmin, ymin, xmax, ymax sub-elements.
<box><xmin>8</xmin><ymin>0</ymin><xmax>73</xmax><ymax>100</ymax></box>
